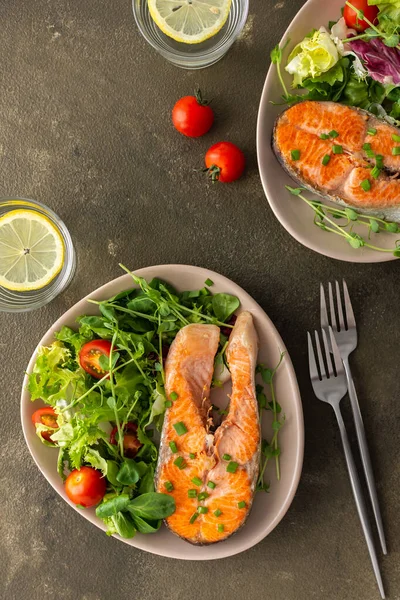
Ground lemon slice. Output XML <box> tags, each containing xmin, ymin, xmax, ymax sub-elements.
<box><xmin>148</xmin><ymin>0</ymin><xmax>232</xmax><ymax>44</ymax></box>
<box><xmin>0</xmin><ymin>210</ymin><xmax>64</xmax><ymax>291</ymax></box>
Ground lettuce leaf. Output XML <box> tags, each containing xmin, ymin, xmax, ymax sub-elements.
<box><xmin>286</xmin><ymin>27</ymin><xmax>339</xmax><ymax>86</ymax></box>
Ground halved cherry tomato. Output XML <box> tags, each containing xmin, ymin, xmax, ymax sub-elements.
<box><xmin>172</xmin><ymin>89</ymin><xmax>214</xmax><ymax>138</ymax></box>
<box><xmin>79</xmin><ymin>339</ymin><xmax>113</xmax><ymax>379</ymax></box>
<box><xmin>110</xmin><ymin>422</ymin><xmax>142</xmax><ymax>458</ymax></box>
<box><xmin>205</xmin><ymin>142</ymin><xmax>245</xmax><ymax>183</ymax></box>
<box><xmin>343</xmin><ymin>0</ymin><xmax>378</xmax><ymax>32</ymax></box>
<box><xmin>65</xmin><ymin>466</ymin><xmax>106</xmax><ymax>508</ymax></box>
<box><xmin>32</xmin><ymin>407</ymin><xmax>58</xmax><ymax>443</ymax></box>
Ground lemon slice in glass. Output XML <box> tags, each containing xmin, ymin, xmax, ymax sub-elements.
<box><xmin>148</xmin><ymin>0</ymin><xmax>232</xmax><ymax>44</ymax></box>
<box><xmin>0</xmin><ymin>210</ymin><xmax>64</xmax><ymax>291</ymax></box>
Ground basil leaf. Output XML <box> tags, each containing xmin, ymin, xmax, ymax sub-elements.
<box><xmin>96</xmin><ymin>494</ymin><xmax>130</xmax><ymax>517</ymax></box>
<box><xmin>111</xmin><ymin>512</ymin><xmax>136</xmax><ymax>538</ymax></box>
<box><xmin>127</xmin><ymin>492</ymin><xmax>176</xmax><ymax>520</ymax></box>
<box><xmin>116</xmin><ymin>459</ymin><xmax>148</xmax><ymax>486</ymax></box>
<box><xmin>212</xmin><ymin>293</ymin><xmax>240</xmax><ymax>322</ymax></box>
<box><xmin>131</xmin><ymin>515</ymin><xmax>161</xmax><ymax>534</ymax></box>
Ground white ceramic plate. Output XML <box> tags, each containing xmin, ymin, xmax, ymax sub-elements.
<box><xmin>21</xmin><ymin>265</ymin><xmax>304</xmax><ymax>560</ymax></box>
<box><xmin>257</xmin><ymin>0</ymin><xmax>398</xmax><ymax>263</ymax></box>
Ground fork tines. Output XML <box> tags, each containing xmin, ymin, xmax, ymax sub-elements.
<box><xmin>308</xmin><ymin>326</ymin><xmax>344</xmax><ymax>383</ymax></box>
<box><xmin>320</xmin><ymin>280</ymin><xmax>356</xmax><ymax>332</ymax></box>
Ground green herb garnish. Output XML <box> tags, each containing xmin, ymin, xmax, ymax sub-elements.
<box><xmin>291</xmin><ymin>149</ymin><xmax>301</xmax><ymax>161</ymax></box>
<box><xmin>392</xmin><ymin>147</ymin><xmax>400</xmax><ymax>155</ymax></box>
<box><xmin>174</xmin><ymin>456</ymin><xmax>186</xmax><ymax>469</ymax></box>
<box><xmin>360</xmin><ymin>179</ymin><xmax>371</xmax><ymax>191</ymax></box>
<box><xmin>164</xmin><ymin>481</ymin><xmax>174</xmax><ymax>492</ymax></box>
<box><xmin>192</xmin><ymin>477</ymin><xmax>203</xmax><ymax>486</ymax></box>
<box><xmin>197</xmin><ymin>506</ymin><xmax>208</xmax><ymax>514</ymax></box>
<box><xmin>329</xmin><ymin>130</ymin><xmax>339</xmax><ymax>138</ymax></box>
<box><xmin>217</xmin><ymin>524</ymin><xmax>225</xmax><ymax>533</ymax></box>
<box><xmin>322</xmin><ymin>154</ymin><xmax>331</xmax><ymax>166</ymax></box>
<box><xmin>226</xmin><ymin>461</ymin><xmax>238</xmax><ymax>474</ymax></box>
<box><xmin>169</xmin><ymin>441</ymin><xmax>178</xmax><ymax>453</ymax></box>
<box><xmin>238</xmin><ymin>501</ymin><xmax>246</xmax><ymax>509</ymax></box>
<box><xmin>173</xmin><ymin>422</ymin><xmax>187</xmax><ymax>436</ymax></box>
<box><xmin>188</xmin><ymin>489</ymin><xmax>197</xmax><ymax>498</ymax></box>
<box><xmin>214</xmin><ymin>509</ymin><xmax>222</xmax><ymax>517</ymax></box>
<box><xmin>332</xmin><ymin>145</ymin><xmax>343</xmax><ymax>154</ymax></box>
<box><xmin>207</xmin><ymin>481</ymin><xmax>216</xmax><ymax>489</ymax></box>
<box><xmin>222</xmin><ymin>454</ymin><xmax>231</xmax><ymax>461</ymax></box>
<box><xmin>367</xmin><ymin>128</ymin><xmax>377</xmax><ymax>136</ymax></box>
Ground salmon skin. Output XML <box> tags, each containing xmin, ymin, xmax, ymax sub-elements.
<box><xmin>155</xmin><ymin>312</ymin><xmax>260</xmax><ymax>545</ymax></box>
<box><xmin>273</xmin><ymin>100</ymin><xmax>400</xmax><ymax>222</ymax></box>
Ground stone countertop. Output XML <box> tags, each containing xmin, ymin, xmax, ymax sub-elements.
<box><xmin>0</xmin><ymin>1</ymin><xmax>399</xmax><ymax>599</ymax></box>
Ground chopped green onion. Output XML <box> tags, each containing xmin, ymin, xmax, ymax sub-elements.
<box><xmin>322</xmin><ymin>154</ymin><xmax>331</xmax><ymax>166</ymax></box>
<box><xmin>375</xmin><ymin>154</ymin><xmax>384</xmax><ymax>168</ymax></box>
<box><xmin>392</xmin><ymin>134</ymin><xmax>400</xmax><ymax>143</ymax></box>
<box><xmin>198</xmin><ymin>492</ymin><xmax>209</xmax><ymax>501</ymax></box>
<box><xmin>371</xmin><ymin>166</ymin><xmax>381</xmax><ymax>179</ymax></box>
<box><xmin>291</xmin><ymin>149</ymin><xmax>300</xmax><ymax>161</ymax></box>
<box><xmin>217</xmin><ymin>524</ymin><xmax>225</xmax><ymax>533</ymax></box>
<box><xmin>189</xmin><ymin>453</ymin><xmax>196</xmax><ymax>459</ymax></box>
<box><xmin>189</xmin><ymin>513</ymin><xmax>198</xmax><ymax>524</ymax></box>
<box><xmin>188</xmin><ymin>489</ymin><xmax>197</xmax><ymax>498</ymax></box>
<box><xmin>226</xmin><ymin>461</ymin><xmax>239</xmax><ymax>474</ymax></box>
<box><xmin>214</xmin><ymin>509</ymin><xmax>222</xmax><ymax>517</ymax></box>
<box><xmin>205</xmin><ymin>278</ymin><xmax>214</xmax><ymax>286</ymax></box>
<box><xmin>169</xmin><ymin>441</ymin><xmax>178</xmax><ymax>453</ymax></box>
<box><xmin>365</xmin><ymin>149</ymin><xmax>375</xmax><ymax>158</ymax></box>
<box><xmin>197</xmin><ymin>506</ymin><xmax>208</xmax><ymax>514</ymax></box>
<box><xmin>222</xmin><ymin>454</ymin><xmax>231</xmax><ymax>461</ymax></box>
<box><xmin>238</xmin><ymin>501</ymin><xmax>246</xmax><ymax>509</ymax></box>
<box><xmin>173</xmin><ymin>422</ymin><xmax>187</xmax><ymax>436</ymax></box>
<box><xmin>165</xmin><ymin>400</ymin><xmax>172</xmax><ymax>408</ymax></box>
<box><xmin>360</xmin><ymin>179</ymin><xmax>371</xmax><ymax>192</ymax></box>
<box><xmin>329</xmin><ymin>130</ymin><xmax>339</xmax><ymax>138</ymax></box>
<box><xmin>170</xmin><ymin>391</ymin><xmax>179</xmax><ymax>401</ymax></box>
<box><xmin>320</xmin><ymin>133</ymin><xmax>329</xmax><ymax>140</ymax></box>
<box><xmin>164</xmin><ymin>481</ymin><xmax>174</xmax><ymax>492</ymax></box>
<box><xmin>367</xmin><ymin>128</ymin><xmax>377</xmax><ymax>136</ymax></box>
<box><xmin>192</xmin><ymin>477</ymin><xmax>203</xmax><ymax>486</ymax></box>
<box><xmin>392</xmin><ymin>147</ymin><xmax>400</xmax><ymax>156</ymax></box>
<box><xmin>362</xmin><ymin>143</ymin><xmax>371</xmax><ymax>151</ymax></box>
<box><xmin>174</xmin><ymin>456</ymin><xmax>186</xmax><ymax>469</ymax></box>
<box><xmin>207</xmin><ymin>481</ymin><xmax>216</xmax><ymax>490</ymax></box>
<box><xmin>332</xmin><ymin>145</ymin><xmax>343</xmax><ymax>154</ymax></box>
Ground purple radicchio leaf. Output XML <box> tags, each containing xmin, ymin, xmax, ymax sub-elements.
<box><xmin>350</xmin><ymin>37</ymin><xmax>400</xmax><ymax>85</ymax></box>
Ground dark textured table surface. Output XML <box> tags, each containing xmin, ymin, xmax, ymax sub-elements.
<box><xmin>1</xmin><ymin>1</ymin><xmax>399</xmax><ymax>599</ymax></box>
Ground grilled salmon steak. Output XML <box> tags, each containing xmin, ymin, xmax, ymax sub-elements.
<box><xmin>273</xmin><ymin>101</ymin><xmax>400</xmax><ymax>222</ymax></box>
<box><xmin>155</xmin><ymin>312</ymin><xmax>260</xmax><ymax>544</ymax></box>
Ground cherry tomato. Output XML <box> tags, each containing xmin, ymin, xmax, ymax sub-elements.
<box><xmin>343</xmin><ymin>0</ymin><xmax>378</xmax><ymax>31</ymax></box>
<box><xmin>172</xmin><ymin>89</ymin><xmax>214</xmax><ymax>138</ymax></box>
<box><xmin>110</xmin><ymin>422</ymin><xmax>142</xmax><ymax>458</ymax></box>
<box><xmin>65</xmin><ymin>466</ymin><xmax>106</xmax><ymax>508</ymax></box>
<box><xmin>205</xmin><ymin>142</ymin><xmax>245</xmax><ymax>183</ymax></box>
<box><xmin>79</xmin><ymin>339</ymin><xmax>113</xmax><ymax>379</ymax></box>
<box><xmin>32</xmin><ymin>407</ymin><xmax>58</xmax><ymax>443</ymax></box>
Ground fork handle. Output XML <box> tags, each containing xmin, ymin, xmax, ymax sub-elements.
<box><xmin>332</xmin><ymin>404</ymin><xmax>385</xmax><ymax>599</ymax></box>
<box><xmin>343</xmin><ymin>357</ymin><xmax>387</xmax><ymax>555</ymax></box>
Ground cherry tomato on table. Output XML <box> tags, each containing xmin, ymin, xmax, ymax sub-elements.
<box><xmin>32</xmin><ymin>407</ymin><xmax>58</xmax><ymax>443</ymax></box>
<box><xmin>205</xmin><ymin>142</ymin><xmax>245</xmax><ymax>183</ymax></box>
<box><xmin>343</xmin><ymin>0</ymin><xmax>378</xmax><ymax>31</ymax></box>
<box><xmin>110</xmin><ymin>422</ymin><xmax>142</xmax><ymax>458</ymax></box>
<box><xmin>79</xmin><ymin>339</ymin><xmax>113</xmax><ymax>379</ymax></box>
<box><xmin>65</xmin><ymin>466</ymin><xmax>106</xmax><ymax>508</ymax></box>
<box><xmin>172</xmin><ymin>89</ymin><xmax>214</xmax><ymax>138</ymax></box>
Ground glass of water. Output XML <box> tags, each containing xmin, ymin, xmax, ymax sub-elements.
<box><xmin>0</xmin><ymin>198</ymin><xmax>76</xmax><ymax>313</ymax></box>
<box><xmin>132</xmin><ymin>0</ymin><xmax>249</xmax><ymax>69</ymax></box>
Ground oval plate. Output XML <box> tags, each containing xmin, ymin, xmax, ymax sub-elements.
<box><xmin>257</xmin><ymin>0</ymin><xmax>398</xmax><ymax>264</ymax></box>
<box><xmin>21</xmin><ymin>265</ymin><xmax>304</xmax><ymax>560</ymax></box>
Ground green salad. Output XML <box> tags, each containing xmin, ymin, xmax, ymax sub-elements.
<box><xmin>28</xmin><ymin>266</ymin><xmax>240</xmax><ymax>539</ymax></box>
<box><xmin>272</xmin><ymin>0</ymin><xmax>400</xmax><ymax>123</ymax></box>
